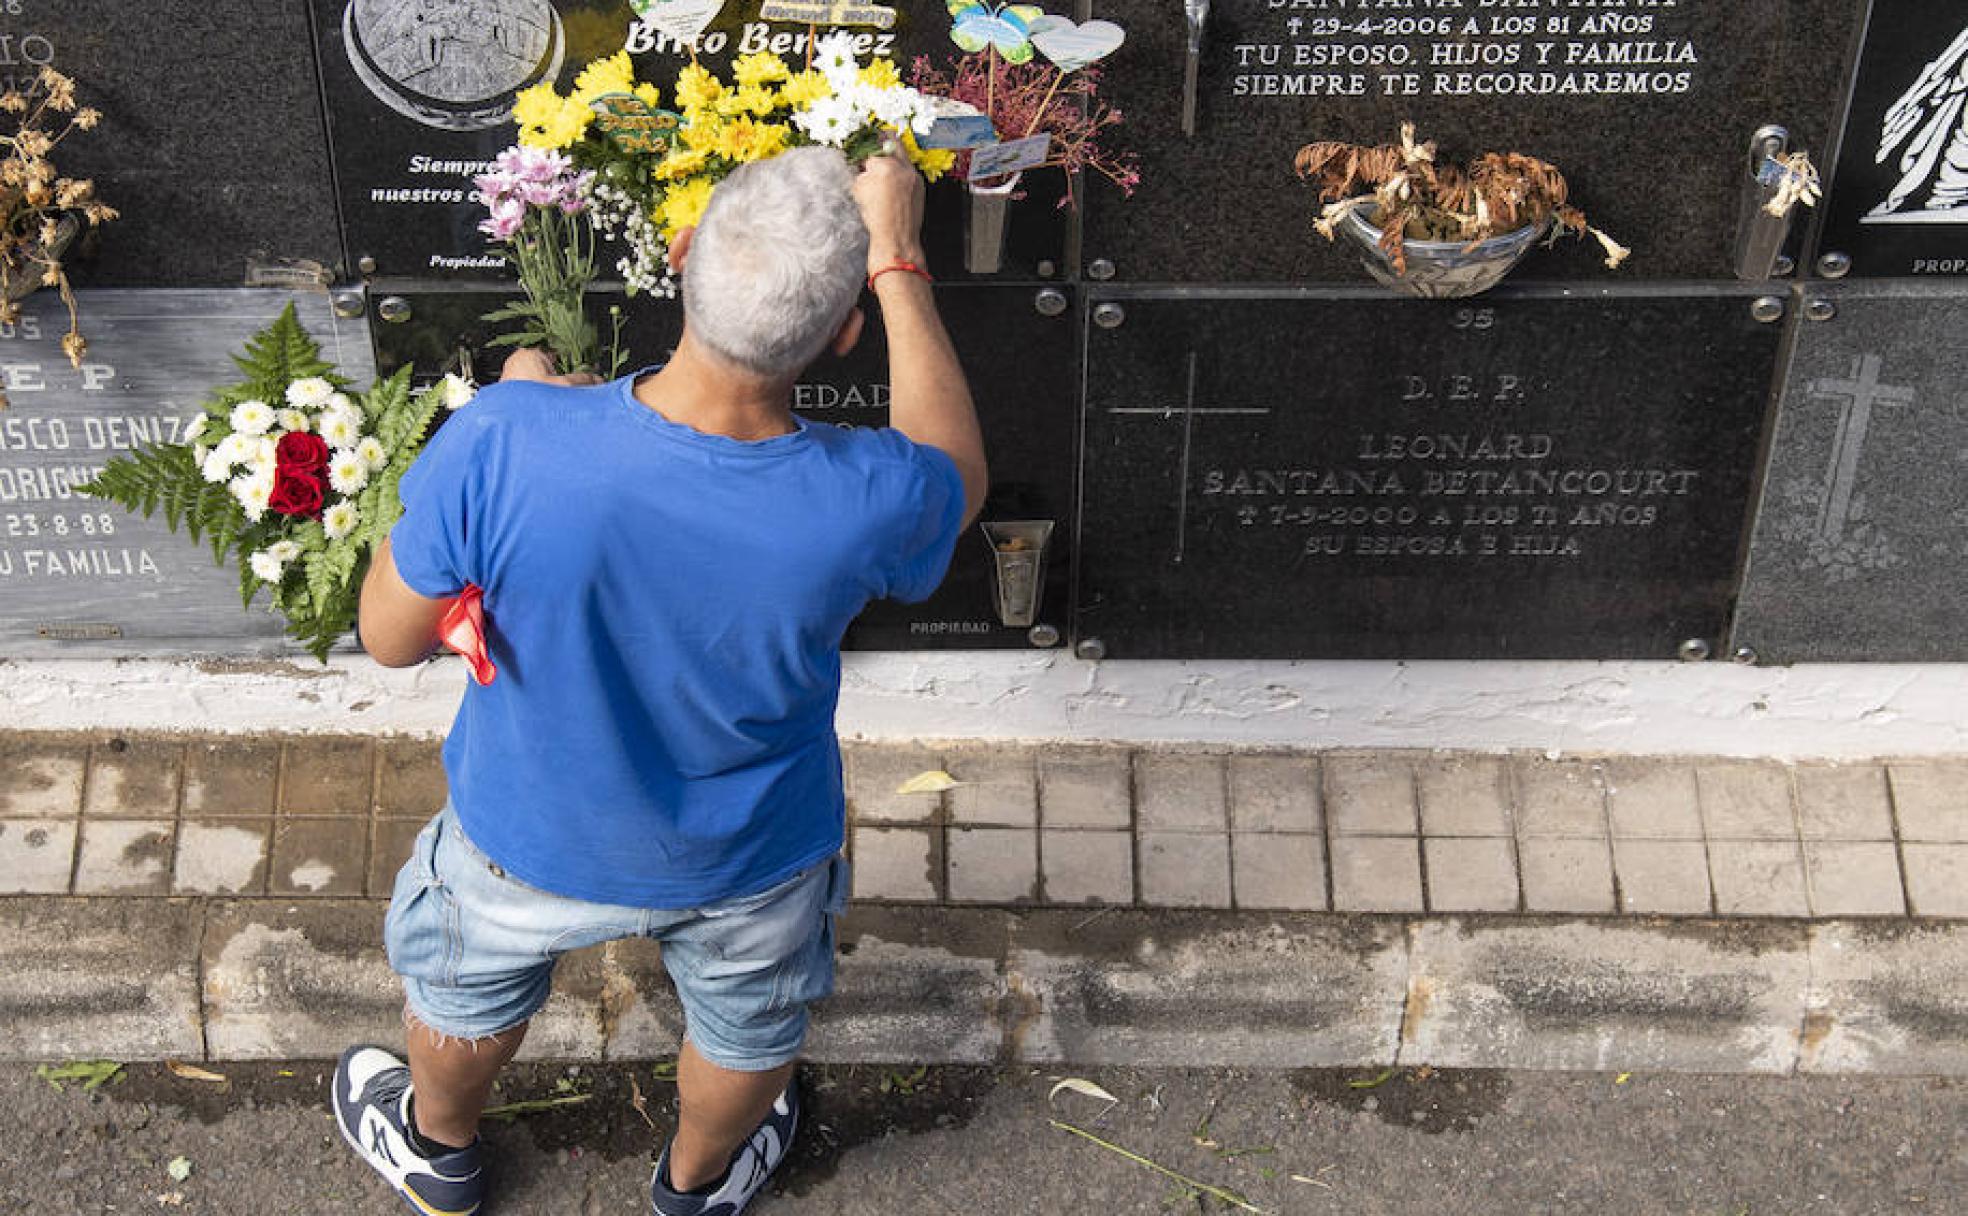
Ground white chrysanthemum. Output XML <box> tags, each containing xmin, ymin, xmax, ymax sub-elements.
<box><xmin>182</xmin><ymin>414</ymin><xmax>208</xmax><ymax>444</ymax></box>
<box><xmin>229</xmin><ymin>399</ymin><xmax>275</xmax><ymax>436</ymax></box>
<box><xmin>355</xmin><ymin>436</ymin><xmax>389</xmax><ymax>471</ymax></box>
<box><xmin>201</xmin><ymin>449</ymin><xmax>232</xmax><ymax>484</ymax></box>
<box><xmin>231</xmin><ymin>475</ymin><xmax>273</xmax><ymax>523</ymax></box>
<box><xmin>326</xmin><ymin>393</ymin><xmax>364</xmax><ymax>426</ymax></box>
<box><xmin>285</xmin><ymin>377</ymin><xmax>336</xmax><ymax>409</ymax></box>
<box><xmin>266</xmin><ymin>540</ymin><xmax>302</xmax><ymax>563</ymax></box>
<box><xmin>318</xmin><ymin>410</ymin><xmax>362</xmax><ymax>449</ymax></box>
<box><xmin>328</xmin><ymin>452</ymin><xmax>371</xmax><ymax>496</ymax></box>
<box><xmin>250</xmin><ymin>449</ymin><xmax>278</xmax><ymax>479</ymax></box>
<box><xmin>439</xmin><ymin>373</ymin><xmax>477</xmax><ymax>412</ymax></box>
<box><xmin>277</xmin><ymin>408</ymin><xmax>310</xmax><ymax>434</ymax></box>
<box><xmin>248</xmin><ymin>550</ymin><xmax>287</xmax><ymax>583</ymax></box>
<box><xmin>323</xmin><ymin>500</ymin><xmax>360</xmax><ymax>541</ymax></box>
<box><xmin>193</xmin><ymin>444</ymin><xmax>211</xmax><ymax>464</ymax></box>
<box><xmin>795</xmin><ymin>96</ymin><xmax>857</xmax><ymax>147</ymax></box>
<box><xmin>814</xmin><ymin>31</ymin><xmax>859</xmax><ymax>84</ymax></box>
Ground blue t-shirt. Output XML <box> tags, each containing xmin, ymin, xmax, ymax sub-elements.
<box><xmin>389</xmin><ymin>371</ymin><xmax>966</xmax><ymax>907</ymax></box>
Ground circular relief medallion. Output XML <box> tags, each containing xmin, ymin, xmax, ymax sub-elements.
<box><xmin>343</xmin><ymin>0</ymin><xmax>565</xmax><ymax>131</ymax></box>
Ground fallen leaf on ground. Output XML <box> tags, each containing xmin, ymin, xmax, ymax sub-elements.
<box><xmin>629</xmin><ymin>1074</ymin><xmax>656</xmax><ymax>1131</ymax></box>
<box><xmin>1346</xmin><ymin>1068</ymin><xmax>1398</xmax><ymax>1090</ymax></box>
<box><xmin>166</xmin><ymin>1061</ymin><xmax>228</xmax><ymax>1084</ymax></box>
<box><xmin>1051</xmin><ymin>1120</ymin><xmax>1268</xmax><ymax>1214</ymax></box>
<box><xmin>651</xmin><ymin>1059</ymin><xmax>679</xmax><ymax>1082</ymax></box>
<box><xmin>1047</xmin><ymin>1077</ymin><xmax>1119</xmax><ymax>1109</ymax></box>
<box><xmin>155</xmin><ymin>1193</ymin><xmax>185</xmax><ymax>1208</ymax></box>
<box><xmin>1291</xmin><ymin>1166</ymin><xmax>1337</xmax><ymax>1190</ymax></box>
<box><xmin>35</xmin><ymin>1061</ymin><xmax>125</xmax><ymax>1092</ymax></box>
<box><xmin>1615</xmin><ymin>1072</ymin><xmax>1633</xmax><ymax>1085</ymax></box>
<box><xmin>895</xmin><ymin>770</ymin><xmax>962</xmax><ymax>794</ymax></box>
<box><xmin>481</xmin><ymin>1094</ymin><xmax>593</xmax><ymax>1122</ymax></box>
<box><xmin>166</xmin><ymin>1157</ymin><xmax>193</xmax><ymax>1183</ymax></box>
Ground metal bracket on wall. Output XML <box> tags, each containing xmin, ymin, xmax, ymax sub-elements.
<box><xmin>1734</xmin><ymin>126</ymin><xmax>1796</xmax><ymax>282</ymax></box>
<box><xmin>1182</xmin><ymin>0</ymin><xmax>1210</xmax><ymax>137</ymax></box>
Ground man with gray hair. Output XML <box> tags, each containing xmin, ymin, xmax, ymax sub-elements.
<box><xmin>333</xmin><ymin>143</ymin><xmax>983</xmax><ymax>1216</ymax></box>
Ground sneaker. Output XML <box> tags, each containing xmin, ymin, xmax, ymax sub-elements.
<box><xmin>649</xmin><ymin>1083</ymin><xmax>800</xmax><ymax>1216</ymax></box>
<box><xmin>332</xmin><ymin>1045</ymin><xmax>486</xmax><ymax>1216</ymax></box>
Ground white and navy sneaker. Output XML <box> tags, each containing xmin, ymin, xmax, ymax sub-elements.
<box><xmin>649</xmin><ymin>1084</ymin><xmax>800</xmax><ymax>1216</ymax></box>
<box><xmin>332</xmin><ymin>1045</ymin><xmax>486</xmax><ymax>1216</ymax></box>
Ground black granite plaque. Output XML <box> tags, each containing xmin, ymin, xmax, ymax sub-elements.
<box><xmin>4</xmin><ymin>4</ymin><xmax>341</xmax><ymax>286</ymax></box>
<box><xmin>0</xmin><ymin>290</ymin><xmax>376</xmax><ymax>655</ymax></box>
<box><xmin>1816</xmin><ymin>3</ymin><xmax>1968</xmax><ymax>278</ymax></box>
<box><xmin>369</xmin><ymin>283</ymin><xmax>1077</xmax><ymax>650</ymax></box>
<box><xmin>1076</xmin><ymin>287</ymin><xmax>1782</xmax><ymax>659</ymax></box>
<box><xmin>313</xmin><ymin>1</ymin><xmax>1069</xmax><ymax>282</ymax></box>
<box><xmin>1082</xmin><ymin>0</ymin><xmax>1864</xmax><ymax>284</ymax></box>
<box><xmin>1734</xmin><ymin>284</ymin><xmax>1968</xmax><ymax>661</ymax></box>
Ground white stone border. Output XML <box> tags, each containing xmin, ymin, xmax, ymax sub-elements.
<box><xmin>4</xmin><ymin>653</ymin><xmax>1967</xmax><ymax>758</ymax></box>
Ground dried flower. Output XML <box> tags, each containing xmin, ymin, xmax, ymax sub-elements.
<box><xmin>908</xmin><ymin>56</ymin><xmax>1138</xmax><ymax>205</ymax></box>
<box><xmin>1</xmin><ymin>69</ymin><xmax>114</xmax><ymax>365</ymax></box>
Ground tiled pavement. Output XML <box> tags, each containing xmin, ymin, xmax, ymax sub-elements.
<box><xmin>2</xmin><ymin>733</ymin><xmax>1963</xmax><ymax>919</ymax></box>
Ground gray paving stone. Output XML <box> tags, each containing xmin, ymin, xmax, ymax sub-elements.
<box><xmin>1697</xmin><ymin>763</ymin><xmax>1799</xmax><ymax>840</ymax></box>
<box><xmin>174</xmin><ymin>819</ymin><xmax>271</xmax><ymax>896</ymax></box>
<box><xmin>1040</xmin><ymin>831</ymin><xmax>1133</xmax><ymax>906</ymax></box>
<box><xmin>844</xmin><ymin>743</ymin><xmax>945</xmax><ymax>826</ymax></box>
<box><xmin>1902</xmin><ymin>844</ymin><xmax>1968</xmax><ymax>918</ymax></box>
<box><xmin>1803</xmin><ymin>841</ymin><xmax>1906</xmax><ymax>917</ymax></box>
<box><xmin>1232</xmin><ymin>832</ymin><xmax>1326</xmax><ymax>911</ymax></box>
<box><xmin>1326</xmin><ymin>755</ymin><xmax>1417</xmax><ymax>835</ymax></box>
<box><xmin>1512</xmin><ymin>758</ymin><xmax>1609</xmax><ymax>838</ymax></box>
<box><xmin>1135</xmin><ymin>752</ymin><xmax>1228</xmax><ymax>831</ymax></box>
<box><xmin>1802</xmin><ymin>921</ymin><xmax>1968</xmax><ymax>1075</ymax></box>
<box><xmin>1604</xmin><ymin>761</ymin><xmax>1703</xmax><ymax>839</ymax></box>
<box><xmin>1519</xmin><ymin>838</ymin><xmax>1616</xmax><ymax>913</ymax></box>
<box><xmin>278</xmin><ymin>739</ymin><xmax>374</xmax><ymax>817</ymax></box>
<box><xmin>376</xmin><ymin>740</ymin><xmax>448</xmax><ymax>818</ymax></box>
<box><xmin>944</xmin><ymin>745</ymin><xmax>1038</xmax><ymax>827</ymax></box>
<box><xmin>1794</xmin><ymin>764</ymin><xmax>1895</xmax><ymax>840</ymax></box>
<box><xmin>1228</xmin><ymin>754</ymin><xmax>1322</xmax><ymax>833</ymax></box>
<box><xmin>0</xmin><ymin>739</ymin><xmax>84</xmax><ymax>818</ymax></box>
<box><xmin>1611</xmin><ymin>838</ymin><xmax>1714</xmax><ymax>915</ymax></box>
<box><xmin>947</xmin><ymin>827</ymin><xmax>1038</xmax><ymax>904</ymax></box>
<box><xmin>182</xmin><ymin>741</ymin><xmax>279</xmax><ymax>817</ymax></box>
<box><xmin>1710</xmin><ymin>840</ymin><xmax>1811</xmax><ymax>917</ymax></box>
<box><xmin>72</xmin><ymin>819</ymin><xmax>175</xmax><ymax>895</ymax></box>
<box><xmin>1037</xmin><ymin>748</ymin><xmax>1132</xmax><ymax>829</ymax></box>
<box><xmin>1330</xmin><ymin>836</ymin><xmax>1423</xmax><ymax>913</ymax></box>
<box><xmin>1402</xmin><ymin>919</ymin><xmax>1810</xmax><ymax>1073</ymax></box>
<box><xmin>0</xmin><ymin>898</ymin><xmax>203</xmax><ymax>1060</ymax></box>
<box><xmin>805</xmin><ymin>908</ymin><xmax>1010</xmax><ymax>1064</ymax></box>
<box><xmin>1889</xmin><ymin>763</ymin><xmax>1968</xmax><ymax>843</ymax></box>
<box><xmin>268</xmin><ymin>818</ymin><xmax>368</xmax><ymax>897</ymax></box>
<box><xmin>1012</xmin><ymin>912</ymin><xmax>1408</xmax><ymax>1066</ymax></box>
<box><xmin>82</xmin><ymin>741</ymin><xmax>182</xmax><ymax>818</ymax></box>
<box><xmin>1415</xmin><ymin>756</ymin><xmax>1511</xmax><ymax>837</ymax></box>
<box><xmin>1138</xmin><ymin>831</ymin><xmax>1231</xmax><ymax>908</ymax></box>
<box><xmin>849</xmin><ymin>826</ymin><xmax>938</xmax><ymax>902</ymax></box>
<box><xmin>0</xmin><ymin>819</ymin><xmax>76</xmax><ymax>894</ymax></box>
<box><xmin>1423</xmin><ymin>837</ymin><xmax>1519</xmax><ymax>913</ymax></box>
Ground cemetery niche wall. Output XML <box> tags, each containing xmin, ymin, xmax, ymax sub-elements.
<box><xmin>3</xmin><ymin>0</ymin><xmax>1967</xmax><ymax>664</ymax></box>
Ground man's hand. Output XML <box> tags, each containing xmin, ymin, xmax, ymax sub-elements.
<box><xmin>501</xmin><ymin>348</ymin><xmax>603</xmax><ymax>387</ymax></box>
<box><xmin>852</xmin><ymin>142</ymin><xmax>927</xmax><ymax>274</ymax></box>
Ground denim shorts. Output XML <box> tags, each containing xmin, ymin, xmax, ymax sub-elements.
<box><xmin>383</xmin><ymin>805</ymin><xmax>850</xmax><ymax>1072</ymax></box>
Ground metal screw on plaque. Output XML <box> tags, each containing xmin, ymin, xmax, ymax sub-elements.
<box><xmin>1750</xmin><ymin>295</ymin><xmax>1786</xmax><ymax>324</ymax></box>
<box><xmin>1088</xmin><ymin>258</ymin><xmax>1116</xmax><ymax>281</ymax></box>
<box><xmin>1733</xmin><ymin>646</ymin><xmax>1759</xmax><ymax>666</ymax></box>
<box><xmin>1074</xmin><ymin>637</ymin><xmax>1108</xmax><ymax>661</ymax></box>
<box><xmin>1034</xmin><ymin>288</ymin><xmax>1068</xmax><ymax>317</ymax></box>
<box><xmin>377</xmin><ymin>296</ymin><xmax>413</xmax><ymax>324</ymax></box>
<box><xmin>1774</xmin><ymin>255</ymin><xmax>1796</xmax><ymax>278</ymax></box>
<box><xmin>1678</xmin><ymin>638</ymin><xmax>1713</xmax><ymax>662</ymax></box>
<box><xmin>1093</xmin><ymin>303</ymin><xmax>1126</xmax><ymax>330</ymax></box>
<box><xmin>1037</xmin><ymin>259</ymin><xmax>1057</xmax><ymax>278</ymax></box>
<box><xmin>1806</xmin><ymin>298</ymin><xmax>1838</xmax><ymax>322</ymax></box>
<box><xmin>331</xmin><ymin>291</ymin><xmax>366</xmax><ymax>320</ymax></box>
<box><xmin>1028</xmin><ymin>623</ymin><xmax>1061</xmax><ymax>649</ymax></box>
<box><xmin>357</xmin><ymin>255</ymin><xmax>378</xmax><ymax>276</ymax></box>
<box><xmin>1817</xmin><ymin>251</ymin><xmax>1852</xmax><ymax>279</ymax></box>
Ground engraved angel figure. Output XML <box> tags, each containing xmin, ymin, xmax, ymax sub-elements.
<box><xmin>1867</xmin><ymin>22</ymin><xmax>1968</xmax><ymax>221</ymax></box>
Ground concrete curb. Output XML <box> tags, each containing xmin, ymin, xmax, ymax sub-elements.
<box><xmin>3</xmin><ymin>897</ymin><xmax>1964</xmax><ymax>1076</ymax></box>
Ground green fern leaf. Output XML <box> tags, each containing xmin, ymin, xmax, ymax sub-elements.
<box><xmin>230</xmin><ymin>302</ymin><xmax>337</xmax><ymax>399</ymax></box>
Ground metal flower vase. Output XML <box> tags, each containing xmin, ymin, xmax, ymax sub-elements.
<box><xmin>2</xmin><ymin>212</ymin><xmax>82</xmax><ymax>304</ymax></box>
<box><xmin>964</xmin><ymin>172</ymin><xmax>1021</xmax><ymax>275</ymax></box>
<box><xmin>1339</xmin><ymin>205</ymin><xmax>1548</xmax><ymax>299</ymax></box>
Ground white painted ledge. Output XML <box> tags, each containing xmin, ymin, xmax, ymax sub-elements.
<box><xmin>3</xmin><ymin>654</ymin><xmax>1965</xmax><ymax>758</ymax></box>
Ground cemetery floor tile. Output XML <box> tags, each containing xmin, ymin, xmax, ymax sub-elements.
<box><xmin>1416</xmin><ymin>756</ymin><xmax>1512</xmax><ymax>837</ymax></box>
<box><xmin>1231</xmin><ymin>832</ymin><xmax>1326</xmax><ymax>911</ymax></box>
<box><xmin>947</xmin><ymin>827</ymin><xmax>1038</xmax><ymax>904</ymax></box>
<box><xmin>1227</xmin><ymin>753</ymin><xmax>1322</xmax><ymax>833</ymax></box>
<box><xmin>1330</xmin><ymin>836</ymin><xmax>1424</xmax><ymax>912</ymax></box>
<box><xmin>1804</xmin><ymin>841</ymin><xmax>1907</xmax><ymax>917</ymax></box>
<box><xmin>1424</xmin><ymin>837</ymin><xmax>1520</xmax><ymax>912</ymax></box>
<box><xmin>1512</xmin><ymin>757</ymin><xmax>1610</xmax><ymax>838</ymax></box>
<box><xmin>174</xmin><ymin>818</ymin><xmax>272</xmax><ymax>896</ymax></box>
<box><xmin>1138</xmin><ymin>831</ymin><xmax>1231</xmax><ymax>908</ymax></box>
<box><xmin>1326</xmin><ymin>755</ymin><xmax>1419</xmax><ymax>836</ymax></box>
<box><xmin>81</xmin><ymin>741</ymin><xmax>183</xmax><ymax>818</ymax></box>
<box><xmin>1902</xmin><ymin>844</ymin><xmax>1968</xmax><ymax>919</ymax></box>
<box><xmin>849</xmin><ymin>826</ymin><xmax>939</xmax><ymax>902</ymax></box>
<box><xmin>278</xmin><ymin>739</ymin><xmax>375</xmax><ymax>817</ymax></box>
<box><xmin>1793</xmin><ymin>763</ymin><xmax>1895</xmax><ymax>840</ymax></box>
<box><xmin>944</xmin><ymin>745</ymin><xmax>1039</xmax><ymax>827</ymax></box>
<box><xmin>1040</xmin><ymin>830</ymin><xmax>1134</xmax><ymax>906</ymax></box>
<box><xmin>1036</xmin><ymin>747</ymin><xmax>1133</xmax><ymax>829</ymax></box>
<box><xmin>0</xmin><ymin>818</ymin><xmax>78</xmax><ymax>894</ymax></box>
<box><xmin>182</xmin><ymin>740</ymin><xmax>280</xmax><ymax>817</ymax></box>
<box><xmin>0</xmin><ymin>739</ymin><xmax>86</xmax><ymax>818</ymax></box>
<box><xmin>73</xmin><ymin>819</ymin><xmax>175</xmax><ymax>895</ymax></box>
<box><xmin>844</xmin><ymin>743</ymin><xmax>945</xmax><ymax>826</ymax></box>
<box><xmin>1134</xmin><ymin>752</ymin><xmax>1228</xmax><ymax>832</ymax></box>
<box><xmin>376</xmin><ymin>740</ymin><xmax>448</xmax><ymax>819</ymax></box>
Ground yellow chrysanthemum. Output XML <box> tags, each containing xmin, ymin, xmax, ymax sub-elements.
<box><xmin>674</xmin><ymin>64</ymin><xmax>722</xmax><ymax>113</ymax></box>
<box><xmin>715</xmin><ymin>84</ymin><xmax>779</xmax><ymax>119</ymax></box>
<box><xmin>511</xmin><ymin>82</ymin><xmax>564</xmax><ymax>131</ymax></box>
<box><xmin>901</xmin><ymin>130</ymin><xmax>956</xmax><ymax>183</ymax></box>
<box><xmin>680</xmin><ymin>115</ymin><xmax>726</xmax><ymax>153</ymax></box>
<box><xmin>719</xmin><ymin>117</ymin><xmax>791</xmax><ymax>163</ymax></box>
<box><xmin>659</xmin><ymin>178</ymin><xmax>716</xmax><ymax>240</ymax></box>
<box><xmin>858</xmin><ymin>59</ymin><xmax>902</xmax><ymax>92</ymax></box>
<box><xmin>521</xmin><ymin>96</ymin><xmax>593</xmax><ymax>149</ymax></box>
<box><xmin>654</xmin><ymin>148</ymin><xmax>711</xmax><ymax>181</ymax></box>
<box><xmin>732</xmin><ymin>52</ymin><xmax>791</xmax><ymax>89</ymax></box>
<box><xmin>634</xmin><ymin>82</ymin><xmax>663</xmax><ymax>109</ymax></box>
<box><xmin>777</xmin><ymin>70</ymin><xmax>831</xmax><ymax>109</ymax></box>
<box><xmin>571</xmin><ymin>51</ymin><xmax>637</xmax><ymax>105</ymax></box>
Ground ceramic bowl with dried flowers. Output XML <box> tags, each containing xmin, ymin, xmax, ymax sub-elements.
<box><xmin>1</xmin><ymin>66</ymin><xmax>117</xmax><ymax>368</ymax></box>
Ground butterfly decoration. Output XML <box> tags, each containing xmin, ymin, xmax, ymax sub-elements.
<box><xmin>589</xmin><ymin>93</ymin><xmax>682</xmax><ymax>155</ymax></box>
<box><xmin>946</xmin><ymin>1</ymin><xmax>1048</xmax><ymax>65</ymax></box>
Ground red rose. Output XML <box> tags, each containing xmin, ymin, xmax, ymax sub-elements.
<box><xmin>268</xmin><ymin>469</ymin><xmax>325</xmax><ymax>518</ymax></box>
<box><xmin>276</xmin><ymin>430</ymin><xmax>330</xmax><ymax>474</ymax></box>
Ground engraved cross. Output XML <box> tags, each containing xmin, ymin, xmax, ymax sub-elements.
<box><xmin>1807</xmin><ymin>353</ymin><xmax>1915</xmax><ymax>542</ymax></box>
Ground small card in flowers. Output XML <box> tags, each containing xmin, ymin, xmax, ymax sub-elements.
<box><xmin>968</xmin><ymin>133</ymin><xmax>1051</xmax><ymax>180</ymax></box>
<box><xmin>589</xmin><ymin>94</ymin><xmax>682</xmax><ymax>155</ymax></box>
<box><xmin>759</xmin><ymin>0</ymin><xmax>897</xmax><ymax>28</ymax></box>
<box><xmin>919</xmin><ymin>98</ymin><xmax>997</xmax><ymax>150</ymax></box>
<box><xmin>632</xmin><ymin>0</ymin><xmax>724</xmax><ymax>45</ymax></box>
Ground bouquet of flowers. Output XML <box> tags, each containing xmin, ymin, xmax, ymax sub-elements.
<box><xmin>81</xmin><ymin>305</ymin><xmax>468</xmax><ymax>661</ymax></box>
<box><xmin>1</xmin><ymin>66</ymin><xmax>118</xmax><ymax>370</ymax></box>
<box><xmin>473</xmin><ymin>145</ymin><xmax>623</xmax><ymax>378</ymax></box>
<box><xmin>495</xmin><ymin>33</ymin><xmax>952</xmax><ymax>306</ymax></box>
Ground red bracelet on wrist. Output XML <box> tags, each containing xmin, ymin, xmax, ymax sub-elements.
<box><xmin>867</xmin><ymin>260</ymin><xmax>933</xmax><ymax>291</ymax></box>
